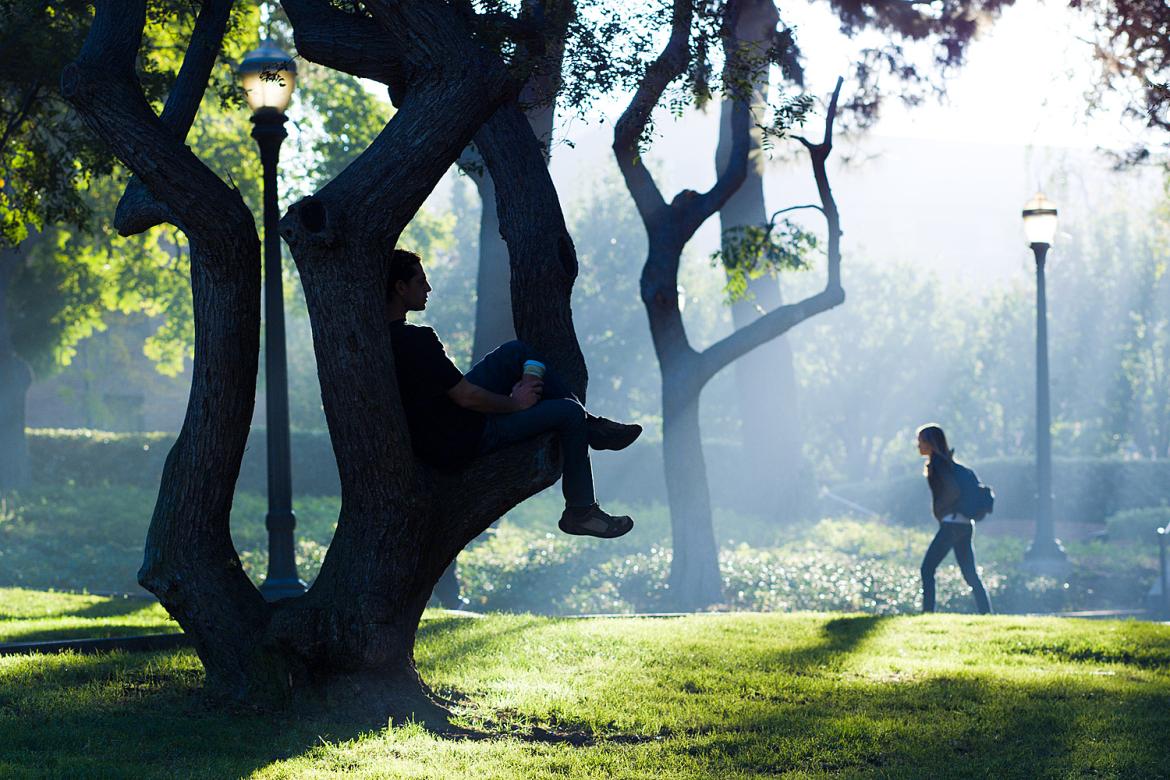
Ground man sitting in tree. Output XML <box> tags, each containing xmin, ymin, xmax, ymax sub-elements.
<box><xmin>387</xmin><ymin>249</ymin><xmax>641</xmax><ymax>538</ymax></box>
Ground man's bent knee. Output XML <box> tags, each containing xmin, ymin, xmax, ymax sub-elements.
<box><xmin>547</xmin><ymin>398</ymin><xmax>586</xmax><ymax>428</ymax></box>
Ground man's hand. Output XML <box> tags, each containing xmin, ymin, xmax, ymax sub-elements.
<box><xmin>510</xmin><ymin>378</ymin><xmax>543</xmax><ymax>410</ymax></box>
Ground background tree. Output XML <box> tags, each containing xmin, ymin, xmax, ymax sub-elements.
<box><xmin>714</xmin><ymin>0</ymin><xmax>805</xmax><ymax>515</ymax></box>
<box><xmin>1074</xmin><ymin>0</ymin><xmax>1170</xmax><ymax>164</ymax></box>
<box><xmin>613</xmin><ymin>0</ymin><xmax>845</xmax><ymax>608</ymax></box>
<box><xmin>615</xmin><ymin>0</ymin><xmax>1019</xmax><ymax>607</ymax></box>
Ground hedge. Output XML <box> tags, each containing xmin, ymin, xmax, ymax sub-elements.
<box><xmin>833</xmin><ymin>457</ymin><xmax>1170</xmax><ymax>525</ymax></box>
<box><xmin>26</xmin><ymin>429</ymin><xmax>817</xmax><ymax>513</ymax></box>
<box><xmin>28</xmin><ymin>428</ymin><xmax>343</xmax><ymax>496</ymax></box>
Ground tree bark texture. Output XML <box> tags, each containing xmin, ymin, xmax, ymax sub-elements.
<box><xmin>0</xmin><ymin>245</ymin><xmax>32</xmax><ymax>490</ymax></box>
<box><xmin>467</xmin><ymin>0</ymin><xmax>567</xmax><ymax>365</ymax></box>
<box><xmin>715</xmin><ymin>0</ymin><xmax>803</xmax><ymax>516</ymax></box>
<box><xmin>63</xmin><ymin>0</ymin><xmax>272</xmax><ymax>697</ymax></box>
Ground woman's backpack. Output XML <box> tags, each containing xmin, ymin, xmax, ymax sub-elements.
<box><xmin>954</xmin><ymin>462</ymin><xmax>995</xmax><ymax>521</ymax></box>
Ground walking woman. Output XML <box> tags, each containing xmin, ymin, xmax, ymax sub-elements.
<box><xmin>917</xmin><ymin>424</ymin><xmax>992</xmax><ymax>614</ymax></box>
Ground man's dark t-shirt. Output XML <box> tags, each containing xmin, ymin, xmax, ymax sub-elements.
<box><xmin>389</xmin><ymin>319</ymin><xmax>485</xmax><ymax>469</ymax></box>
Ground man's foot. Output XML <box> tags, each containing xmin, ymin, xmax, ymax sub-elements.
<box><xmin>558</xmin><ymin>504</ymin><xmax>634</xmax><ymax>539</ymax></box>
<box><xmin>587</xmin><ymin>415</ymin><xmax>642</xmax><ymax>451</ymax></box>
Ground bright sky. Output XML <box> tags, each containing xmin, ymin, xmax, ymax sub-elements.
<box><xmin>786</xmin><ymin>0</ymin><xmax>1149</xmax><ymax>150</ymax></box>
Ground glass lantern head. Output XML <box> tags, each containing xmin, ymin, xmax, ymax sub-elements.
<box><xmin>238</xmin><ymin>39</ymin><xmax>297</xmax><ymax>114</ymax></box>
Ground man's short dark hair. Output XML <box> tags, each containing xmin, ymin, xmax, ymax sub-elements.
<box><xmin>388</xmin><ymin>249</ymin><xmax>422</xmax><ymax>301</ymax></box>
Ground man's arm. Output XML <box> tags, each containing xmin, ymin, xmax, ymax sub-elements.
<box><xmin>448</xmin><ymin>377</ymin><xmax>541</xmax><ymax>413</ymax></box>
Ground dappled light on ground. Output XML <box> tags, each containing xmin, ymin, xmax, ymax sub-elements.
<box><xmin>1</xmin><ymin>593</ymin><xmax>1166</xmax><ymax>778</ymax></box>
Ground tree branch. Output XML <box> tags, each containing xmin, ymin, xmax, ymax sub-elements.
<box><xmin>0</xmin><ymin>82</ymin><xmax>40</xmax><ymax>163</ymax></box>
<box><xmin>282</xmin><ymin>0</ymin><xmax>406</xmax><ymax>97</ymax></box>
<box><xmin>611</xmin><ymin>0</ymin><xmax>692</xmax><ymax>227</ymax></box>
<box><xmin>698</xmin><ymin>76</ymin><xmax>845</xmax><ymax>380</ymax></box>
<box><xmin>424</xmin><ymin>434</ymin><xmax>562</xmax><ymax>574</ymax></box>
<box><xmin>679</xmin><ymin>94</ymin><xmax>751</xmax><ymax>237</ymax></box>
<box><xmin>113</xmin><ymin>0</ymin><xmax>235</xmax><ymax>236</ymax></box>
<box><xmin>63</xmin><ymin>0</ymin><xmax>254</xmax><ymax>249</ymax></box>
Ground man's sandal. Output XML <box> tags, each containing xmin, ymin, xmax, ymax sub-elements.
<box><xmin>558</xmin><ymin>504</ymin><xmax>634</xmax><ymax>539</ymax></box>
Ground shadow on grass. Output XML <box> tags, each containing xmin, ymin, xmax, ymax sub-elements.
<box><xmin>0</xmin><ymin>650</ymin><xmax>389</xmax><ymax>779</ymax></box>
<box><xmin>2</xmin><ymin>617</ymin><xmax>1167</xmax><ymax>778</ymax></box>
<box><xmin>765</xmin><ymin>614</ymin><xmax>887</xmax><ymax>671</ymax></box>
<box><xmin>677</xmin><ymin>674</ymin><xmax>1170</xmax><ymax>778</ymax></box>
<box><xmin>0</xmin><ymin>622</ymin><xmax>180</xmax><ymax>645</ymax></box>
<box><xmin>61</xmin><ymin>598</ymin><xmax>160</xmax><ymax>621</ymax></box>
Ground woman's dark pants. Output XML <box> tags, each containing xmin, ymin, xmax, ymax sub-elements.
<box><xmin>467</xmin><ymin>340</ymin><xmax>595</xmax><ymax>508</ymax></box>
<box><xmin>921</xmin><ymin>522</ymin><xmax>992</xmax><ymax>614</ymax></box>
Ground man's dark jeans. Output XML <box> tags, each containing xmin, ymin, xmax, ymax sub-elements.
<box><xmin>467</xmin><ymin>340</ymin><xmax>594</xmax><ymax>508</ymax></box>
<box><xmin>921</xmin><ymin>521</ymin><xmax>992</xmax><ymax>614</ymax></box>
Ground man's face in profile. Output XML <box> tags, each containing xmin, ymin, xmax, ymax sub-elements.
<box><xmin>398</xmin><ymin>264</ymin><xmax>431</xmax><ymax>312</ymax></box>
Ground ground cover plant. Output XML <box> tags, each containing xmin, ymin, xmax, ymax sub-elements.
<box><xmin>0</xmin><ymin>488</ymin><xmax>1159</xmax><ymax>615</ymax></box>
<box><xmin>0</xmin><ymin>589</ymin><xmax>1167</xmax><ymax>778</ymax></box>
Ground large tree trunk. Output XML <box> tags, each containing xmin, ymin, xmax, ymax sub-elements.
<box><xmin>0</xmin><ymin>245</ymin><xmax>32</xmax><ymax>490</ymax></box>
<box><xmin>66</xmin><ymin>0</ymin><xmax>584</xmax><ymax>715</ymax></box>
<box><xmin>615</xmin><ymin>0</ymin><xmax>843</xmax><ymax>607</ymax></box>
<box><xmin>661</xmin><ymin>379</ymin><xmax>722</xmax><ymax>608</ymax></box>
<box><xmin>715</xmin><ymin>0</ymin><xmax>802</xmax><ymax>517</ymax></box>
<box><xmin>641</xmin><ymin>241</ymin><xmax>725</xmax><ymax>609</ymax></box>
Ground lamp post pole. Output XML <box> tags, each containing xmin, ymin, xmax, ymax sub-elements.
<box><xmin>252</xmin><ymin>107</ymin><xmax>305</xmax><ymax>600</ymax></box>
<box><xmin>1021</xmin><ymin>194</ymin><xmax>1066</xmax><ymax>566</ymax></box>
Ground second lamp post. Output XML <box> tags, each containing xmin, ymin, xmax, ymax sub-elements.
<box><xmin>1022</xmin><ymin>192</ymin><xmax>1067</xmax><ymax>566</ymax></box>
<box><xmin>239</xmin><ymin>40</ymin><xmax>306</xmax><ymax>600</ymax></box>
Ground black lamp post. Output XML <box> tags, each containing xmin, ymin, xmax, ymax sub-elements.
<box><xmin>1022</xmin><ymin>192</ymin><xmax>1067</xmax><ymax>566</ymax></box>
<box><xmin>239</xmin><ymin>41</ymin><xmax>305</xmax><ymax>600</ymax></box>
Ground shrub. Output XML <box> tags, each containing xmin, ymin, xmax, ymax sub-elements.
<box><xmin>1</xmin><ymin>486</ymin><xmax>1157</xmax><ymax>616</ymax></box>
<box><xmin>1105</xmin><ymin>507</ymin><xmax>1170</xmax><ymax>541</ymax></box>
<box><xmin>28</xmin><ymin>428</ymin><xmax>342</xmax><ymax>495</ymax></box>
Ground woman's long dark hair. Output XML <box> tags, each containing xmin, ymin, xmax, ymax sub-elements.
<box><xmin>917</xmin><ymin>423</ymin><xmax>954</xmax><ymax>472</ymax></box>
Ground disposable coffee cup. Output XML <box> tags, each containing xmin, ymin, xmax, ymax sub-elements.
<box><xmin>522</xmin><ymin>360</ymin><xmax>546</xmax><ymax>379</ymax></box>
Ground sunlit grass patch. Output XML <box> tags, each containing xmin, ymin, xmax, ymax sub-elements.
<box><xmin>0</xmin><ymin>592</ymin><xmax>1167</xmax><ymax>778</ymax></box>
<box><xmin>0</xmin><ymin>588</ymin><xmax>175</xmax><ymax>644</ymax></box>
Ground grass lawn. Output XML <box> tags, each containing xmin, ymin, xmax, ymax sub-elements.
<box><xmin>1</xmin><ymin>589</ymin><xmax>1168</xmax><ymax>778</ymax></box>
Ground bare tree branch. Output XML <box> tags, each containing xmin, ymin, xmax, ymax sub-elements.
<box><xmin>698</xmin><ymin>76</ymin><xmax>845</xmax><ymax>381</ymax></box>
<box><xmin>678</xmin><ymin>95</ymin><xmax>751</xmax><ymax>237</ymax></box>
<box><xmin>611</xmin><ymin>0</ymin><xmax>692</xmax><ymax>227</ymax></box>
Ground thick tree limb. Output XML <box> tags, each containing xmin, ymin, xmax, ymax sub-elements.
<box><xmin>113</xmin><ymin>0</ymin><xmax>235</xmax><ymax>236</ymax></box>
<box><xmin>698</xmin><ymin>76</ymin><xmax>845</xmax><ymax>382</ymax></box>
<box><xmin>64</xmin><ymin>0</ymin><xmax>268</xmax><ymax>697</ymax></box>
<box><xmin>674</xmin><ymin>96</ymin><xmax>751</xmax><ymax>239</ymax></box>
<box><xmin>62</xmin><ymin>0</ymin><xmax>253</xmax><ymax>252</ymax></box>
<box><xmin>282</xmin><ymin>0</ymin><xmax>406</xmax><ymax>95</ymax></box>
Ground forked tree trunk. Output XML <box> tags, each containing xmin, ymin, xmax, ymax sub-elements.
<box><xmin>70</xmin><ymin>0</ymin><xmax>586</xmax><ymax>713</ymax></box>
<box><xmin>616</xmin><ymin>1</ymin><xmax>843</xmax><ymax>609</ymax></box>
<box><xmin>437</xmin><ymin>21</ymin><xmax>567</xmax><ymax>607</ymax></box>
